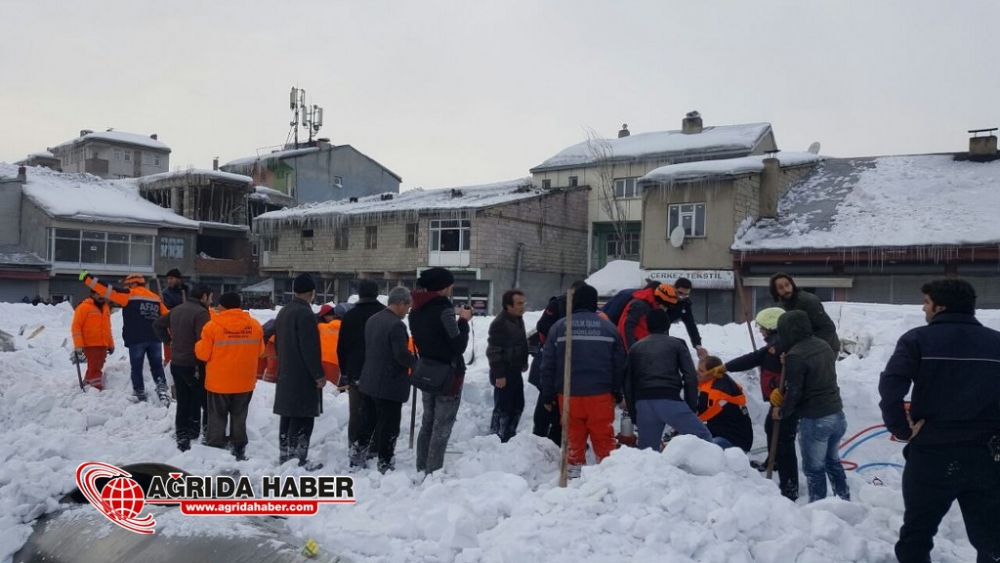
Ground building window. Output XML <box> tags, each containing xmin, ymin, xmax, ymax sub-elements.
<box><xmin>49</xmin><ymin>229</ymin><xmax>153</xmax><ymax>267</ymax></box>
<box><xmin>607</xmin><ymin>232</ymin><xmax>640</xmax><ymax>258</ymax></box>
<box><xmin>262</xmin><ymin>237</ymin><xmax>277</xmax><ymax>252</ymax></box>
<box><xmin>334</xmin><ymin>227</ymin><xmax>349</xmax><ymax>250</ymax></box>
<box><xmin>430</xmin><ymin>219</ymin><xmax>471</xmax><ymax>252</ymax></box>
<box><xmin>154</xmin><ymin>155</ymin><xmax>160</xmax><ymax>166</ymax></box>
<box><xmin>114</xmin><ymin>149</ymin><xmax>121</xmax><ymax>161</ymax></box>
<box><xmin>405</xmin><ymin>223</ymin><xmax>419</xmax><ymax>248</ymax></box>
<box><xmin>365</xmin><ymin>226</ymin><xmax>378</xmax><ymax>250</ymax></box>
<box><xmin>159</xmin><ymin>236</ymin><xmax>184</xmax><ymax>259</ymax></box>
<box><xmin>542</xmin><ymin>179</ymin><xmax>551</xmax><ymax>190</ymax></box>
<box><xmin>124</xmin><ymin>152</ymin><xmax>131</xmax><ymax>162</ymax></box>
<box><xmin>668</xmin><ymin>202</ymin><xmax>707</xmax><ymax>238</ymax></box>
<box><xmin>568</xmin><ymin>176</ymin><xmax>578</xmax><ymax>187</ymax></box>
<box><xmin>251</xmin><ymin>242</ymin><xmax>259</xmax><ymax>257</ymax></box>
<box><xmin>142</xmin><ymin>154</ymin><xmax>151</xmax><ymax>165</ymax></box>
<box><xmin>614</xmin><ymin>177</ymin><xmax>639</xmax><ymax>199</ymax></box>
<box><xmin>301</xmin><ymin>229</ymin><xmax>314</xmax><ymax>238</ymax></box>
<box><xmin>333</xmin><ymin>176</ymin><xmax>343</xmax><ymax>188</ymax></box>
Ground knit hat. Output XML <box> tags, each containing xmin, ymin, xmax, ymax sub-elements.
<box><xmin>418</xmin><ymin>267</ymin><xmax>454</xmax><ymax>292</ymax></box>
<box><xmin>653</xmin><ymin>283</ymin><xmax>678</xmax><ymax>305</ymax></box>
<box><xmin>755</xmin><ymin>307</ymin><xmax>785</xmax><ymax>331</ymax></box>
<box><xmin>218</xmin><ymin>292</ymin><xmax>242</xmax><ymax>310</ymax></box>
<box><xmin>124</xmin><ymin>273</ymin><xmax>146</xmax><ymax>286</ymax></box>
<box><xmin>165</xmin><ymin>268</ymin><xmax>182</xmax><ymax>279</ymax></box>
<box><xmin>573</xmin><ymin>283</ymin><xmax>599</xmax><ymax>312</ymax></box>
<box><xmin>293</xmin><ymin>273</ymin><xmax>316</xmax><ymax>293</ymax></box>
<box><xmin>333</xmin><ymin>303</ymin><xmax>354</xmax><ymax>318</ymax></box>
<box><xmin>317</xmin><ymin>303</ymin><xmax>335</xmax><ymax>318</ymax></box>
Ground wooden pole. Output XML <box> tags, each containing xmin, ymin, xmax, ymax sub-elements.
<box><xmin>734</xmin><ymin>272</ymin><xmax>758</xmax><ymax>351</ymax></box>
<box><xmin>558</xmin><ymin>288</ymin><xmax>575</xmax><ymax>488</ymax></box>
<box><xmin>408</xmin><ymin>387</ymin><xmax>418</xmax><ymax>449</ymax></box>
<box><xmin>765</xmin><ymin>362</ymin><xmax>786</xmax><ymax>480</ymax></box>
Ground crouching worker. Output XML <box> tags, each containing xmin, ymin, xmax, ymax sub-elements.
<box><xmin>195</xmin><ymin>292</ymin><xmax>264</xmax><ymax>461</ymax></box>
<box><xmin>624</xmin><ymin>309</ymin><xmax>712</xmax><ymax>450</ymax></box>
<box><xmin>71</xmin><ymin>289</ymin><xmax>115</xmax><ymax>390</ymax></box>
<box><xmin>697</xmin><ymin>356</ymin><xmax>753</xmax><ymax>452</ymax></box>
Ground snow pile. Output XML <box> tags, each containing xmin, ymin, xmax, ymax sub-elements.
<box><xmin>640</xmin><ymin>152</ymin><xmax>821</xmax><ymax>184</ymax></box>
<box><xmin>2</xmin><ymin>302</ymin><xmax>996</xmax><ymax>562</ymax></box>
<box><xmin>0</xmin><ymin>163</ymin><xmax>199</xmax><ymax>230</ymax></box>
<box><xmin>585</xmin><ymin>260</ymin><xmax>645</xmax><ymax>296</ymax></box>
<box><xmin>735</xmin><ymin>154</ymin><xmax>1000</xmax><ymax>250</ymax></box>
<box><xmin>532</xmin><ymin>123</ymin><xmax>772</xmax><ymax>171</ymax></box>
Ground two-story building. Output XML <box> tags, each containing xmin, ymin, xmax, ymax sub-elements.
<box><xmin>732</xmin><ymin>131</ymin><xmax>1000</xmax><ymax>311</ymax></box>
<box><xmin>0</xmin><ymin>167</ymin><xmax>50</xmax><ymax>301</ymax></box>
<box><xmin>221</xmin><ymin>140</ymin><xmax>401</xmax><ymax>204</ymax></box>
<box><xmin>49</xmin><ymin>129</ymin><xmax>171</xmax><ymax>179</ymax></box>
<box><xmin>253</xmin><ymin>179</ymin><xmax>589</xmax><ymax>312</ymax></box>
<box><xmin>530</xmin><ymin>112</ymin><xmax>776</xmax><ymax>273</ymax></box>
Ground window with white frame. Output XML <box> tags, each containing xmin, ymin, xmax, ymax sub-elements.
<box><xmin>114</xmin><ymin>149</ymin><xmax>121</xmax><ymax>161</ymax></box>
<box><xmin>142</xmin><ymin>154</ymin><xmax>151</xmax><ymax>165</ymax></box>
<box><xmin>668</xmin><ymin>202</ymin><xmax>707</xmax><ymax>238</ymax></box>
<box><xmin>50</xmin><ymin>229</ymin><xmax>153</xmax><ymax>267</ymax></box>
<box><xmin>262</xmin><ymin>237</ymin><xmax>277</xmax><ymax>252</ymax></box>
<box><xmin>124</xmin><ymin>152</ymin><xmax>131</xmax><ymax>162</ymax></box>
<box><xmin>405</xmin><ymin>223</ymin><xmax>418</xmax><ymax>248</ymax></box>
<box><xmin>614</xmin><ymin>177</ymin><xmax>639</xmax><ymax>199</ymax></box>
<box><xmin>430</xmin><ymin>219</ymin><xmax>471</xmax><ymax>252</ymax></box>
<box><xmin>334</xmin><ymin>227</ymin><xmax>349</xmax><ymax>250</ymax></box>
<box><xmin>365</xmin><ymin>226</ymin><xmax>378</xmax><ymax>250</ymax></box>
<box><xmin>154</xmin><ymin>155</ymin><xmax>160</xmax><ymax>166</ymax></box>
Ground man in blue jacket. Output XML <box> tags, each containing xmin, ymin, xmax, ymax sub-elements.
<box><xmin>539</xmin><ymin>283</ymin><xmax>626</xmax><ymax>477</ymax></box>
<box><xmin>879</xmin><ymin>279</ymin><xmax>1000</xmax><ymax>563</ymax></box>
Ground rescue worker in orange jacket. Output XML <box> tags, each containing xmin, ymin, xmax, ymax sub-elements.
<box><xmin>80</xmin><ymin>270</ymin><xmax>169</xmax><ymax>402</ymax></box>
<box><xmin>317</xmin><ymin>303</ymin><xmax>354</xmax><ymax>384</ymax></box>
<box><xmin>258</xmin><ymin>319</ymin><xmax>279</xmax><ymax>382</ymax></box>
<box><xmin>71</xmin><ymin>289</ymin><xmax>115</xmax><ymax>390</ymax></box>
<box><xmin>696</xmin><ymin>356</ymin><xmax>753</xmax><ymax>452</ymax></box>
<box><xmin>195</xmin><ymin>292</ymin><xmax>265</xmax><ymax>461</ymax></box>
<box><xmin>618</xmin><ymin>283</ymin><xmax>678</xmax><ymax>351</ymax></box>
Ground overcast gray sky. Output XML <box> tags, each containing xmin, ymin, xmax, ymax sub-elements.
<box><xmin>2</xmin><ymin>0</ymin><xmax>998</xmax><ymax>190</ymax></box>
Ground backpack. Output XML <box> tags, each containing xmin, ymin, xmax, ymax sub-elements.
<box><xmin>601</xmin><ymin>288</ymin><xmax>638</xmax><ymax>326</ymax></box>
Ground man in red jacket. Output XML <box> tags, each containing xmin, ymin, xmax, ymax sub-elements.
<box><xmin>618</xmin><ymin>283</ymin><xmax>677</xmax><ymax>351</ymax></box>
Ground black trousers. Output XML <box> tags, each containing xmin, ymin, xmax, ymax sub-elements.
<box><xmin>170</xmin><ymin>364</ymin><xmax>205</xmax><ymax>445</ymax></box>
<box><xmin>764</xmin><ymin>406</ymin><xmax>800</xmax><ymax>500</ymax></box>
<box><xmin>348</xmin><ymin>385</ymin><xmax>368</xmax><ymax>466</ymax></box>
<box><xmin>279</xmin><ymin>416</ymin><xmax>316</xmax><ymax>464</ymax></box>
<box><xmin>491</xmin><ymin>372</ymin><xmax>525</xmax><ymax>443</ymax></box>
<box><xmin>531</xmin><ymin>396</ymin><xmax>562</xmax><ymax>446</ymax></box>
<box><xmin>358</xmin><ymin>394</ymin><xmax>403</xmax><ymax>472</ymax></box>
<box><xmin>206</xmin><ymin>391</ymin><xmax>253</xmax><ymax>448</ymax></box>
<box><xmin>896</xmin><ymin>440</ymin><xmax>1000</xmax><ymax>563</ymax></box>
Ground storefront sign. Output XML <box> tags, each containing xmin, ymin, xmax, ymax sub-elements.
<box><xmin>644</xmin><ymin>269</ymin><xmax>735</xmax><ymax>290</ymax></box>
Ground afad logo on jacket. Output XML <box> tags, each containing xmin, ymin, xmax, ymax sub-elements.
<box><xmin>76</xmin><ymin>462</ymin><xmax>355</xmax><ymax>534</ymax></box>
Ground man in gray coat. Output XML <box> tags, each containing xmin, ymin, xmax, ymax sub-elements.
<box><xmin>358</xmin><ymin>287</ymin><xmax>417</xmax><ymax>473</ymax></box>
<box><xmin>273</xmin><ymin>274</ymin><xmax>326</xmax><ymax>470</ymax></box>
<box><xmin>153</xmin><ymin>284</ymin><xmax>213</xmax><ymax>452</ymax></box>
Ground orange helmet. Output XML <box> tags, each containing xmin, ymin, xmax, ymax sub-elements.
<box><xmin>123</xmin><ymin>273</ymin><xmax>146</xmax><ymax>286</ymax></box>
<box><xmin>653</xmin><ymin>283</ymin><xmax>678</xmax><ymax>305</ymax></box>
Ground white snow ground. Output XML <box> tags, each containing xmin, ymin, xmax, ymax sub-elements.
<box><xmin>2</xmin><ymin>301</ymin><xmax>998</xmax><ymax>562</ymax></box>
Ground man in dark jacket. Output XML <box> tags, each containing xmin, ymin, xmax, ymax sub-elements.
<box><xmin>337</xmin><ymin>280</ymin><xmax>386</xmax><ymax>467</ymax></box>
<box><xmin>153</xmin><ymin>284</ymin><xmax>213</xmax><ymax>451</ymax></box>
<box><xmin>273</xmin><ymin>273</ymin><xmax>326</xmax><ymax>470</ymax></box>
<box><xmin>410</xmin><ymin>267</ymin><xmax>472</xmax><ymax>474</ymax></box>
<box><xmin>487</xmin><ymin>289</ymin><xmax>529</xmax><ymax>443</ymax></box>
<box><xmin>769</xmin><ymin>273</ymin><xmax>840</xmax><ymax>354</ymax></box>
<box><xmin>160</xmin><ymin>268</ymin><xmax>190</xmax><ymax>310</ymax></box>
<box><xmin>879</xmin><ymin>279</ymin><xmax>1000</xmax><ymax>563</ymax></box>
<box><xmin>623</xmin><ymin>309</ymin><xmax>710</xmax><ymax>450</ymax></box>
<box><xmin>771</xmin><ymin>309</ymin><xmax>848</xmax><ymax>503</ymax></box>
<box><xmin>540</xmin><ymin>283</ymin><xmax>626</xmax><ymax>476</ymax></box>
<box><xmin>603</xmin><ymin>279</ymin><xmax>707</xmax><ymax>358</ymax></box>
<box><xmin>358</xmin><ymin>287</ymin><xmax>416</xmax><ymax>473</ymax></box>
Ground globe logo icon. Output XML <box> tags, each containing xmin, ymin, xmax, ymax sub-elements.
<box><xmin>100</xmin><ymin>476</ymin><xmax>145</xmax><ymax>520</ymax></box>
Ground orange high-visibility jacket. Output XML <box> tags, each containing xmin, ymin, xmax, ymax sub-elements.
<box><xmin>195</xmin><ymin>308</ymin><xmax>265</xmax><ymax>395</ymax></box>
<box><xmin>83</xmin><ymin>275</ymin><xmax>167</xmax><ymax>346</ymax></box>
<box><xmin>319</xmin><ymin>318</ymin><xmax>343</xmax><ymax>366</ymax></box>
<box><xmin>71</xmin><ymin>298</ymin><xmax>114</xmax><ymax>348</ymax></box>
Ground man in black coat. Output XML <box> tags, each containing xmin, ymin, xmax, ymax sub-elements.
<box><xmin>357</xmin><ymin>287</ymin><xmax>416</xmax><ymax>473</ymax></box>
<box><xmin>769</xmin><ymin>273</ymin><xmax>840</xmax><ymax>354</ymax></box>
<box><xmin>410</xmin><ymin>267</ymin><xmax>472</xmax><ymax>474</ymax></box>
<box><xmin>273</xmin><ymin>273</ymin><xmax>326</xmax><ymax>470</ymax></box>
<box><xmin>337</xmin><ymin>280</ymin><xmax>386</xmax><ymax>467</ymax></box>
<box><xmin>879</xmin><ymin>279</ymin><xmax>1000</xmax><ymax>563</ymax></box>
<box><xmin>160</xmin><ymin>268</ymin><xmax>190</xmax><ymax>310</ymax></box>
<box><xmin>487</xmin><ymin>289</ymin><xmax>529</xmax><ymax>443</ymax></box>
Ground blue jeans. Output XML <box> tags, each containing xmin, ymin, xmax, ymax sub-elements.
<box><xmin>128</xmin><ymin>341</ymin><xmax>167</xmax><ymax>394</ymax></box>
<box><xmin>635</xmin><ymin>399</ymin><xmax>712</xmax><ymax>450</ymax></box>
<box><xmin>798</xmin><ymin>411</ymin><xmax>850</xmax><ymax>502</ymax></box>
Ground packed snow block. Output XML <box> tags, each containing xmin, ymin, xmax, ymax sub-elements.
<box><xmin>662</xmin><ymin>435</ymin><xmax>726</xmax><ymax>476</ymax></box>
<box><xmin>0</xmin><ymin>328</ymin><xmax>15</xmax><ymax>352</ymax></box>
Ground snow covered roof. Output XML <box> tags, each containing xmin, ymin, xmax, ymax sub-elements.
<box><xmin>531</xmin><ymin>123</ymin><xmax>772</xmax><ymax>172</ymax></box>
<box><xmin>51</xmin><ymin>130</ymin><xmax>171</xmax><ymax>153</ymax></box>
<box><xmin>733</xmin><ymin>154</ymin><xmax>1000</xmax><ymax>251</ymax></box>
<box><xmin>254</xmin><ymin>178</ymin><xmax>546</xmax><ymax>229</ymax></box>
<box><xmin>249</xmin><ymin>185</ymin><xmax>295</xmax><ymax>207</ymax></box>
<box><xmin>222</xmin><ymin>146</ymin><xmax>320</xmax><ymax>168</ymax></box>
<box><xmin>136</xmin><ymin>169</ymin><xmax>253</xmax><ymax>187</ymax></box>
<box><xmin>640</xmin><ymin>151</ymin><xmax>822</xmax><ymax>184</ymax></box>
<box><xmin>0</xmin><ymin>245</ymin><xmax>48</xmax><ymax>268</ymax></box>
<box><xmin>0</xmin><ymin>163</ymin><xmax>199</xmax><ymax>230</ymax></box>
<box><xmin>27</xmin><ymin>151</ymin><xmax>55</xmax><ymax>159</ymax></box>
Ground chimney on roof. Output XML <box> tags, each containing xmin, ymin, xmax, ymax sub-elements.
<box><xmin>451</xmin><ymin>189</ymin><xmax>463</xmax><ymax>198</ymax></box>
<box><xmin>759</xmin><ymin>151</ymin><xmax>781</xmax><ymax>218</ymax></box>
<box><xmin>968</xmin><ymin>128</ymin><xmax>999</xmax><ymax>162</ymax></box>
<box><xmin>618</xmin><ymin>124</ymin><xmax>630</xmax><ymax>138</ymax></box>
<box><xmin>380</xmin><ymin>193</ymin><xmax>394</xmax><ymax>201</ymax></box>
<box><xmin>349</xmin><ymin>197</ymin><xmax>359</xmax><ymax>203</ymax></box>
<box><xmin>80</xmin><ymin>129</ymin><xmax>93</xmax><ymax>137</ymax></box>
<box><xmin>682</xmin><ymin>111</ymin><xmax>703</xmax><ymax>135</ymax></box>
<box><xmin>150</xmin><ymin>133</ymin><xmax>158</xmax><ymax>140</ymax></box>
<box><xmin>213</xmin><ymin>157</ymin><xmax>219</xmax><ymax>171</ymax></box>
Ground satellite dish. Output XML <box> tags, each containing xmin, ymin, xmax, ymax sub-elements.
<box><xmin>669</xmin><ymin>226</ymin><xmax>686</xmax><ymax>248</ymax></box>
<box><xmin>807</xmin><ymin>142</ymin><xmax>821</xmax><ymax>155</ymax></box>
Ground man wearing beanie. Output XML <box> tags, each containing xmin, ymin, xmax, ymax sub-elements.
<box><xmin>337</xmin><ymin>279</ymin><xmax>386</xmax><ymax>467</ymax></box>
<box><xmin>161</xmin><ymin>268</ymin><xmax>189</xmax><ymax>310</ymax></box>
<box><xmin>539</xmin><ymin>282</ymin><xmax>626</xmax><ymax>478</ymax></box>
<box><xmin>273</xmin><ymin>273</ymin><xmax>326</xmax><ymax>470</ymax></box>
<box><xmin>409</xmin><ymin>267</ymin><xmax>472</xmax><ymax>474</ymax></box>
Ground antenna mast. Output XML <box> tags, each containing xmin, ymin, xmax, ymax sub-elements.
<box><xmin>289</xmin><ymin>87</ymin><xmax>324</xmax><ymax>149</ymax></box>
